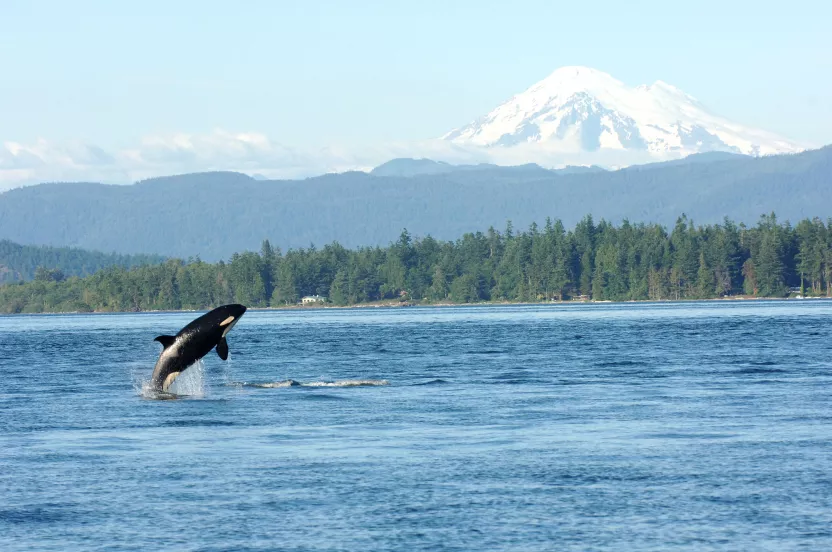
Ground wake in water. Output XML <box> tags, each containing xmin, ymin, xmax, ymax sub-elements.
<box><xmin>133</xmin><ymin>359</ymin><xmax>207</xmax><ymax>399</ymax></box>
<box><xmin>228</xmin><ymin>379</ymin><xmax>389</xmax><ymax>388</ymax></box>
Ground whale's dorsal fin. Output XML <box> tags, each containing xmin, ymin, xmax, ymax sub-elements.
<box><xmin>154</xmin><ymin>335</ymin><xmax>176</xmax><ymax>349</ymax></box>
<box><xmin>216</xmin><ymin>337</ymin><xmax>229</xmax><ymax>361</ymax></box>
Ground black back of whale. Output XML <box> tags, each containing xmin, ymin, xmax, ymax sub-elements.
<box><xmin>150</xmin><ymin>303</ymin><xmax>247</xmax><ymax>391</ymax></box>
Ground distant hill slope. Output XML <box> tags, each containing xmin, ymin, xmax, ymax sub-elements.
<box><xmin>0</xmin><ymin>240</ymin><xmax>165</xmax><ymax>283</ymax></box>
<box><xmin>370</xmin><ymin>158</ymin><xmax>460</xmax><ymax>177</ymax></box>
<box><xmin>0</xmin><ymin>147</ymin><xmax>830</xmax><ymax>260</ymax></box>
<box><xmin>370</xmin><ymin>158</ymin><xmax>606</xmax><ymax>177</ymax></box>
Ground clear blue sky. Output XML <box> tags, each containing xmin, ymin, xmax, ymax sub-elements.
<box><xmin>2</xmin><ymin>0</ymin><xmax>831</xmax><ymax>147</ymax></box>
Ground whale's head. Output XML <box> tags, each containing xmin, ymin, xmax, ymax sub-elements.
<box><xmin>213</xmin><ymin>303</ymin><xmax>247</xmax><ymax>336</ymax></box>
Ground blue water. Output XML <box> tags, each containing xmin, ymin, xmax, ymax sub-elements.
<box><xmin>2</xmin><ymin>301</ymin><xmax>831</xmax><ymax>551</ymax></box>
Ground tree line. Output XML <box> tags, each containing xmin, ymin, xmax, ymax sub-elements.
<box><xmin>0</xmin><ymin>239</ymin><xmax>165</xmax><ymax>284</ymax></box>
<box><xmin>2</xmin><ymin>213</ymin><xmax>831</xmax><ymax>314</ymax></box>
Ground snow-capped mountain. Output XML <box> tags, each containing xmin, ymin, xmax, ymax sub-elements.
<box><xmin>442</xmin><ymin>66</ymin><xmax>804</xmax><ymax>158</ymax></box>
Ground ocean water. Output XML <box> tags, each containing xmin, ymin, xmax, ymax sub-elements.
<box><xmin>1</xmin><ymin>301</ymin><xmax>831</xmax><ymax>551</ymax></box>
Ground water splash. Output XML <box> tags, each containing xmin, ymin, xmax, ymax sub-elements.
<box><xmin>229</xmin><ymin>379</ymin><xmax>389</xmax><ymax>388</ymax></box>
<box><xmin>133</xmin><ymin>359</ymin><xmax>207</xmax><ymax>399</ymax></box>
<box><xmin>302</xmin><ymin>379</ymin><xmax>389</xmax><ymax>387</ymax></box>
<box><xmin>166</xmin><ymin>359</ymin><xmax>206</xmax><ymax>397</ymax></box>
<box><xmin>245</xmin><ymin>380</ymin><xmax>300</xmax><ymax>388</ymax></box>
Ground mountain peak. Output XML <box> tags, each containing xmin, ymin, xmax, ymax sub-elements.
<box><xmin>524</xmin><ymin>66</ymin><xmax>625</xmax><ymax>103</ymax></box>
<box><xmin>443</xmin><ymin>66</ymin><xmax>804</xmax><ymax>158</ymax></box>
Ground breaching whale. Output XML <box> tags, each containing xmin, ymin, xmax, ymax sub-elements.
<box><xmin>150</xmin><ymin>304</ymin><xmax>247</xmax><ymax>392</ymax></box>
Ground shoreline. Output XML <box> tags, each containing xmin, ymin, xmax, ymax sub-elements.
<box><xmin>3</xmin><ymin>294</ymin><xmax>829</xmax><ymax>316</ymax></box>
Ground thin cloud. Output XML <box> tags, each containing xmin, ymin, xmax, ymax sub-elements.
<box><xmin>0</xmin><ymin>129</ymin><xmax>695</xmax><ymax>191</ymax></box>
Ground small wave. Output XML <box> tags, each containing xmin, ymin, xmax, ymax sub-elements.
<box><xmin>556</xmin><ymin>379</ymin><xmax>594</xmax><ymax>386</ymax></box>
<box><xmin>299</xmin><ymin>394</ymin><xmax>348</xmax><ymax>401</ymax></box>
<box><xmin>412</xmin><ymin>379</ymin><xmax>449</xmax><ymax>386</ymax></box>
<box><xmin>596</xmin><ymin>360</ymin><xmax>640</xmax><ymax>368</ymax></box>
<box><xmin>644</xmin><ymin>432</ymin><xmax>737</xmax><ymax>440</ymax></box>
<box><xmin>734</xmin><ymin>367</ymin><xmax>787</xmax><ymax>374</ymax></box>
<box><xmin>161</xmin><ymin>419</ymin><xmax>235</xmax><ymax>427</ymax></box>
<box><xmin>493</xmin><ymin>372</ymin><xmax>528</xmax><ymax>380</ymax></box>
<box><xmin>0</xmin><ymin>505</ymin><xmax>71</xmax><ymax>524</ymax></box>
<box><xmin>231</xmin><ymin>379</ymin><xmax>389</xmax><ymax>388</ymax></box>
<box><xmin>748</xmin><ymin>360</ymin><xmax>778</xmax><ymax>366</ymax></box>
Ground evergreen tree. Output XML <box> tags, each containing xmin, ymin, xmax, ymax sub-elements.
<box><xmin>329</xmin><ymin>269</ymin><xmax>349</xmax><ymax>305</ymax></box>
<box><xmin>742</xmin><ymin>259</ymin><xmax>758</xmax><ymax>296</ymax></box>
<box><xmin>272</xmin><ymin>258</ymin><xmax>299</xmax><ymax>305</ymax></box>
<box><xmin>429</xmin><ymin>265</ymin><xmax>449</xmax><ymax>301</ymax></box>
<box><xmin>696</xmin><ymin>251</ymin><xmax>714</xmax><ymax>299</ymax></box>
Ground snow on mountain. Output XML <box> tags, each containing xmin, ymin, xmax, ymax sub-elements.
<box><xmin>442</xmin><ymin>66</ymin><xmax>804</xmax><ymax>158</ymax></box>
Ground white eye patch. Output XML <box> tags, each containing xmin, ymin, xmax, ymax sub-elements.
<box><xmin>220</xmin><ymin>316</ymin><xmax>235</xmax><ymax>327</ymax></box>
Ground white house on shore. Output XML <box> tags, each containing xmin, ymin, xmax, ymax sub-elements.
<box><xmin>301</xmin><ymin>295</ymin><xmax>327</xmax><ymax>305</ymax></box>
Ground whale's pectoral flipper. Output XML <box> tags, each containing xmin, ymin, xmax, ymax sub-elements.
<box><xmin>155</xmin><ymin>335</ymin><xmax>176</xmax><ymax>348</ymax></box>
<box><xmin>216</xmin><ymin>337</ymin><xmax>229</xmax><ymax>360</ymax></box>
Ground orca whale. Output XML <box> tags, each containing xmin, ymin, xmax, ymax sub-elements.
<box><xmin>150</xmin><ymin>304</ymin><xmax>247</xmax><ymax>392</ymax></box>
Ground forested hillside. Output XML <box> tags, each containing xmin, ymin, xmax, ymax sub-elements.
<box><xmin>0</xmin><ymin>146</ymin><xmax>829</xmax><ymax>259</ymax></box>
<box><xmin>369</xmin><ymin>158</ymin><xmax>607</xmax><ymax>177</ymax></box>
<box><xmin>1</xmin><ymin>213</ymin><xmax>828</xmax><ymax>314</ymax></box>
<box><xmin>0</xmin><ymin>240</ymin><xmax>165</xmax><ymax>284</ymax></box>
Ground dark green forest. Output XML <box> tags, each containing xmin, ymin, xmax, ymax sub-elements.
<box><xmin>1</xmin><ymin>213</ymin><xmax>831</xmax><ymax>314</ymax></box>
<box><xmin>0</xmin><ymin>239</ymin><xmax>165</xmax><ymax>284</ymax></box>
